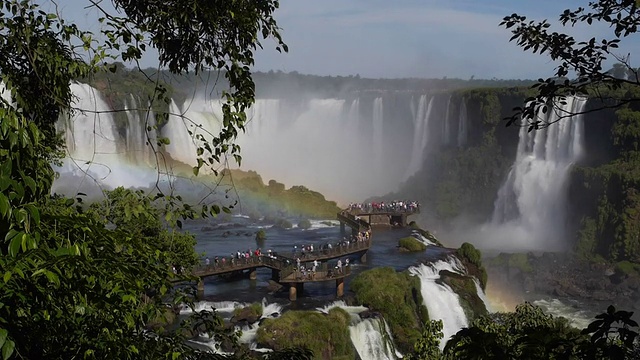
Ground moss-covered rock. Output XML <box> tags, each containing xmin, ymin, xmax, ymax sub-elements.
<box><xmin>255</xmin><ymin>229</ymin><xmax>267</xmax><ymax>242</ymax></box>
<box><xmin>256</xmin><ymin>308</ymin><xmax>353</xmax><ymax>360</ymax></box>
<box><xmin>408</xmin><ymin>222</ymin><xmax>444</xmax><ymax>247</ymax></box>
<box><xmin>273</xmin><ymin>218</ymin><xmax>293</xmax><ymax>229</ymax></box>
<box><xmin>350</xmin><ymin>267</ymin><xmax>429</xmax><ymax>353</ymax></box>
<box><xmin>399</xmin><ymin>236</ymin><xmax>427</xmax><ymax>252</ymax></box>
<box><xmin>298</xmin><ymin>219</ymin><xmax>312</xmax><ymax>230</ymax></box>
<box><xmin>232</xmin><ymin>302</ymin><xmax>263</xmax><ymax>325</ymax></box>
<box><xmin>439</xmin><ymin>270</ymin><xmax>488</xmax><ymax>322</ymax></box>
<box><xmin>456</xmin><ymin>242</ymin><xmax>488</xmax><ymax>289</ymax></box>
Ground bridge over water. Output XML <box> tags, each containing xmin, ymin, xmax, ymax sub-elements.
<box><xmin>191</xmin><ymin>206</ymin><xmax>418</xmax><ymax>300</ymax></box>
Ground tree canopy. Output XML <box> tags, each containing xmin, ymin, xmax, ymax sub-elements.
<box><xmin>0</xmin><ymin>0</ymin><xmax>308</xmax><ymax>359</ymax></box>
<box><xmin>501</xmin><ymin>0</ymin><xmax>640</xmax><ymax>129</ymax></box>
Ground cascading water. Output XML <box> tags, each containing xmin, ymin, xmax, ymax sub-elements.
<box><xmin>53</xmin><ymin>83</ymin><xmax>158</xmax><ymax>195</ymax></box>
<box><xmin>372</xmin><ymin>97</ymin><xmax>384</xmax><ymax>174</ymax></box>
<box><xmin>124</xmin><ymin>95</ymin><xmax>158</xmax><ymax>166</ymax></box>
<box><xmin>317</xmin><ymin>300</ymin><xmax>401</xmax><ymax>360</ymax></box>
<box><xmin>457</xmin><ymin>99</ymin><xmax>468</xmax><ymax>147</ymax></box>
<box><xmin>442</xmin><ymin>96</ymin><xmax>452</xmax><ymax>145</ymax></box>
<box><xmin>487</xmin><ymin>96</ymin><xmax>586</xmax><ymax>251</ymax></box>
<box><xmin>408</xmin><ymin>257</ymin><xmax>469</xmax><ymax>349</ymax></box>
<box><xmin>53</xmin><ymin>84</ymin><xmax>452</xmax><ymax>202</ymax></box>
<box><xmin>161</xmin><ymin>100</ymin><xmax>201</xmax><ymax>167</ymax></box>
<box><xmin>404</xmin><ymin>95</ymin><xmax>433</xmax><ymax>180</ymax></box>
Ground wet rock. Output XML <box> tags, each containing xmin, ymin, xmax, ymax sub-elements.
<box><xmin>359</xmin><ymin>310</ymin><xmax>381</xmax><ymax>319</ymax></box>
<box><xmin>231</xmin><ymin>307</ymin><xmax>260</xmax><ymax>325</ymax></box>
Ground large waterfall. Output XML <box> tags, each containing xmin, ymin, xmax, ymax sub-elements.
<box><xmin>51</xmin><ymin>83</ymin><xmax>474</xmax><ymax>202</ymax></box>
<box><xmin>53</xmin><ymin>83</ymin><xmax>158</xmax><ymax>195</ymax></box>
<box><xmin>408</xmin><ymin>258</ymin><xmax>470</xmax><ymax>349</ymax></box>
<box><xmin>486</xmin><ymin>97</ymin><xmax>586</xmax><ymax>251</ymax></box>
<box><xmin>404</xmin><ymin>95</ymin><xmax>434</xmax><ymax>179</ymax></box>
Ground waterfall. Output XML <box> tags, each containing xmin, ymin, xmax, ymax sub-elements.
<box><xmin>408</xmin><ymin>258</ymin><xmax>469</xmax><ymax>349</ymax></box>
<box><xmin>442</xmin><ymin>95</ymin><xmax>451</xmax><ymax>145</ymax></box>
<box><xmin>457</xmin><ymin>99</ymin><xmax>468</xmax><ymax>147</ymax></box>
<box><xmin>404</xmin><ymin>95</ymin><xmax>433</xmax><ymax>180</ymax></box>
<box><xmin>372</xmin><ymin>97</ymin><xmax>384</xmax><ymax>172</ymax></box>
<box><xmin>52</xmin><ymin>83</ymin><xmax>158</xmax><ymax>195</ymax></box>
<box><xmin>124</xmin><ymin>95</ymin><xmax>158</xmax><ymax>166</ymax></box>
<box><xmin>350</xmin><ymin>318</ymin><xmax>401</xmax><ymax>360</ymax></box>
<box><xmin>317</xmin><ymin>300</ymin><xmax>401</xmax><ymax>360</ymax></box>
<box><xmin>53</xmin><ymin>85</ymin><xmax>435</xmax><ymax>202</ymax></box>
<box><xmin>347</xmin><ymin>98</ymin><xmax>361</xmax><ymax>133</ymax></box>
<box><xmin>488</xmin><ymin>96</ymin><xmax>586</xmax><ymax>251</ymax></box>
<box><xmin>473</xmin><ymin>279</ymin><xmax>492</xmax><ymax>313</ymax></box>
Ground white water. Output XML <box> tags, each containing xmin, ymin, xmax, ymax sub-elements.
<box><xmin>411</xmin><ymin>231</ymin><xmax>436</xmax><ymax>247</ymax></box>
<box><xmin>54</xmin><ymin>85</ymin><xmax>463</xmax><ymax>202</ymax></box>
<box><xmin>473</xmin><ymin>279</ymin><xmax>492</xmax><ymax>313</ymax></box>
<box><xmin>317</xmin><ymin>301</ymin><xmax>401</xmax><ymax>360</ymax></box>
<box><xmin>483</xmin><ymin>96</ymin><xmax>586</xmax><ymax>251</ymax></box>
<box><xmin>53</xmin><ymin>83</ymin><xmax>158</xmax><ymax>196</ymax></box>
<box><xmin>404</xmin><ymin>95</ymin><xmax>433</xmax><ymax>180</ymax></box>
<box><xmin>372</xmin><ymin>97</ymin><xmax>384</xmax><ymax>177</ymax></box>
<box><xmin>533</xmin><ymin>298</ymin><xmax>594</xmax><ymax>330</ymax></box>
<box><xmin>457</xmin><ymin>99</ymin><xmax>468</xmax><ymax>147</ymax></box>
<box><xmin>443</xmin><ymin>95</ymin><xmax>452</xmax><ymax>145</ymax></box>
<box><xmin>408</xmin><ymin>258</ymin><xmax>469</xmax><ymax>349</ymax></box>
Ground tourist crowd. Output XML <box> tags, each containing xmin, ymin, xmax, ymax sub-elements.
<box><xmin>348</xmin><ymin>200</ymin><xmax>420</xmax><ymax>213</ymax></box>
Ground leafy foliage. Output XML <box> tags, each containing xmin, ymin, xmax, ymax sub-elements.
<box><xmin>350</xmin><ymin>267</ymin><xmax>429</xmax><ymax>352</ymax></box>
<box><xmin>437</xmin><ymin>303</ymin><xmax>639</xmax><ymax>360</ymax></box>
<box><xmin>0</xmin><ymin>0</ymin><xmax>291</xmax><ymax>358</ymax></box>
<box><xmin>501</xmin><ymin>0</ymin><xmax>640</xmax><ymax>130</ymax></box>
<box><xmin>404</xmin><ymin>320</ymin><xmax>444</xmax><ymax>360</ymax></box>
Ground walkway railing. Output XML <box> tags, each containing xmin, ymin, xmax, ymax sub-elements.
<box><xmin>191</xmin><ymin>239</ymin><xmax>371</xmax><ymax>280</ymax></box>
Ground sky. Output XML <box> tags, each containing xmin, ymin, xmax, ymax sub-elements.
<box><xmin>52</xmin><ymin>0</ymin><xmax>640</xmax><ymax>80</ymax></box>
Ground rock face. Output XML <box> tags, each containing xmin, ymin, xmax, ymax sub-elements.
<box><xmin>486</xmin><ymin>252</ymin><xmax>639</xmax><ymax>311</ymax></box>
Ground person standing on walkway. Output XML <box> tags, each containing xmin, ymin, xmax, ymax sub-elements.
<box><xmin>337</xmin><ymin>259</ymin><xmax>343</xmax><ymax>274</ymax></box>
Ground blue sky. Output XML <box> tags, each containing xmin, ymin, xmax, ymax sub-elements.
<box><xmin>53</xmin><ymin>0</ymin><xmax>640</xmax><ymax>80</ymax></box>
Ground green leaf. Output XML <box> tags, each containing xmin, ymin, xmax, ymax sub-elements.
<box><xmin>2</xmin><ymin>272</ymin><xmax>11</xmax><ymax>284</ymax></box>
<box><xmin>0</xmin><ymin>193</ymin><xmax>10</xmax><ymax>218</ymax></box>
<box><xmin>0</xmin><ymin>329</ymin><xmax>7</xmax><ymax>349</ymax></box>
<box><xmin>2</xmin><ymin>339</ymin><xmax>14</xmax><ymax>360</ymax></box>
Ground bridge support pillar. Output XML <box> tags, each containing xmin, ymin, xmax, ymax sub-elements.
<box><xmin>289</xmin><ymin>283</ymin><xmax>303</xmax><ymax>301</ymax></box>
<box><xmin>271</xmin><ymin>269</ymin><xmax>280</xmax><ymax>281</ymax></box>
<box><xmin>197</xmin><ymin>279</ymin><xmax>205</xmax><ymax>300</ymax></box>
<box><xmin>360</xmin><ymin>251</ymin><xmax>368</xmax><ymax>263</ymax></box>
<box><xmin>249</xmin><ymin>268</ymin><xmax>257</xmax><ymax>280</ymax></box>
<box><xmin>336</xmin><ymin>278</ymin><xmax>344</xmax><ymax>297</ymax></box>
<box><xmin>340</xmin><ymin>222</ymin><xmax>345</xmax><ymax>234</ymax></box>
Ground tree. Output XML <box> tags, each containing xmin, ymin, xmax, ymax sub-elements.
<box><xmin>500</xmin><ymin>0</ymin><xmax>640</xmax><ymax>129</ymax></box>
<box><xmin>0</xmin><ymin>0</ymin><xmax>298</xmax><ymax>359</ymax></box>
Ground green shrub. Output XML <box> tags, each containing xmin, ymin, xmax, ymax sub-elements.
<box><xmin>457</xmin><ymin>242</ymin><xmax>482</xmax><ymax>267</ymax></box>
<box><xmin>297</xmin><ymin>219</ymin><xmax>312</xmax><ymax>230</ymax></box>
<box><xmin>273</xmin><ymin>218</ymin><xmax>292</xmax><ymax>229</ymax></box>
<box><xmin>256</xmin><ymin>308</ymin><xmax>353</xmax><ymax>359</ymax></box>
<box><xmin>456</xmin><ymin>242</ymin><xmax>489</xmax><ymax>289</ymax></box>
<box><xmin>255</xmin><ymin>229</ymin><xmax>267</xmax><ymax>241</ymax></box>
<box><xmin>350</xmin><ymin>267</ymin><xmax>427</xmax><ymax>353</ymax></box>
<box><xmin>615</xmin><ymin>260</ymin><xmax>640</xmax><ymax>277</ymax></box>
<box><xmin>399</xmin><ymin>236</ymin><xmax>427</xmax><ymax>252</ymax></box>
